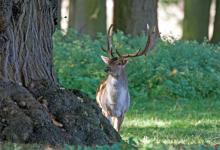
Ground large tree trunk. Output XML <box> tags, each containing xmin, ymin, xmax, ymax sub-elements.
<box><xmin>211</xmin><ymin>0</ymin><xmax>220</xmax><ymax>43</ymax></box>
<box><xmin>182</xmin><ymin>0</ymin><xmax>211</xmax><ymax>42</ymax></box>
<box><xmin>113</xmin><ymin>0</ymin><xmax>159</xmax><ymax>36</ymax></box>
<box><xmin>0</xmin><ymin>0</ymin><xmax>57</xmax><ymax>86</ymax></box>
<box><xmin>69</xmin><ymin>0</ymin><xmax>106</xmax><ymax>36</ymax></box>
<box><xmin>0</xmin><ymin>0</ymin><xmax>120</xmax><ymax>145</ymax></box>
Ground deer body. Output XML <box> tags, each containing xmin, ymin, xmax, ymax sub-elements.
<box><xmin>96</xmin><ymin>64</ymin><xmax>130</xmax><ymax>131</ymax></box>
<box><xmin>96</xmin><ymin>24</ymin><xmax>156</xmax><ymax>132</ymax></box>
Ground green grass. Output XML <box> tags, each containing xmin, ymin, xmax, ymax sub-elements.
<box><xmin>52</xmin><ymin>29</ymin><xmax>220</xmax><ymax>149</ymax></box>
<box><xmin>121</xmin><ymin>98</ymin><xmax>220</xmax><ymax>146</ymax></box>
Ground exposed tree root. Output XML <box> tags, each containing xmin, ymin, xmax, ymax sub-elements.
<box><xmin>0</xmin><ymin>80</ymin><xmax>121</xmax><ymax>145</ymax></box>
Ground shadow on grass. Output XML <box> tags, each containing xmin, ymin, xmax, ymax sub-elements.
<box><xmin>128</xmin><ymin>98</ymin><xmax>220</xmax><ymax>119</ymax></box>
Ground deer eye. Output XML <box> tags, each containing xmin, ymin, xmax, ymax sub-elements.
<box><xmin>104</xmin><ymin>66</ymin><xmax>110</xmax><ymax>72</ymax></box>
<box><xmin>118</xmin><ymin>61</ymin><xmax>124</xmax><ymax>65</ymax></box>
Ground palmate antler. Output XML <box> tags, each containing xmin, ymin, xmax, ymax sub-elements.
<box><xmin>102</xmin><ymin>24</ymin><xmax>157</xmax><ymax>59</ymax></box>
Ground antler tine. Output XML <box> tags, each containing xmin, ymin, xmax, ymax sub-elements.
<box><xmin>101</xmin><ymin>47</ymin><xmax>108</xmax><ymax>53</ymax></box>
<box><xmin>115</xmin><ymin>49</ymin><xmax>122</xmax><ymax>57</ymax></box>
<box><xmin>121</xmin><ymin>25</ymin><xmax>156</xmax><ymax>59</ymax></box>
<box><xmin>100</xmin><ymin>24</ymin><xmax>114</xmax><ymax>57</ymax></box>
<box><xmin>107</xmin><ymin>24</ymin><xmax>114</xmax><ymax>58</ymax></box>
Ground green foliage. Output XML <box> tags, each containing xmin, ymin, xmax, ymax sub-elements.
<box><xmin>53</xmin><ymin>29</ymin><xmax>220</xmax><ymax>148</ymax></box>
<box><xmin>159</xmin><ymin>0</ymin><xmax>180</xmax><ymax>5</ymax></box>
<box><xmin>53</xmin><ymin>29</ymin><xmax>220</xmax><ymax>101</ymax></box>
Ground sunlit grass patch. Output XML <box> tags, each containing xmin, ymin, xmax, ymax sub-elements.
<box><xmin>123</xmin><ymin>118</ymin><xmax>172</xmax><ymax>128</ymax></box>
<box><xmin>121</xmin><ymin>98</ymin><xmax>220</xmax><ymax>147</ymax></box>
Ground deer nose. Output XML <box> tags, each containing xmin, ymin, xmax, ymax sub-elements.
<box><xmin>104</xmin><ymin>66</ymin><xmax>110</xmax><ymax>73</ymax></box>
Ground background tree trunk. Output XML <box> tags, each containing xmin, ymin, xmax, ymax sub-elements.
<box><xmin>113</xmin><ymin>0</ymin><xmax>159</xmax><ymax>36</ymax></box>
<box><xmin>0</xmin><ymin>0</ymin><xmax>120</xmax><ymax>145</ymax></box>
<box><xmin>68</xmin><ymin>0</ymin><xmax>74</xmax><ymax>28</ymax></box>
<box><xmin>57</xmin><ymin>0</ymin><xmax>62</xmax><ymax>28</ymax></box>
<box><xmin>211</xmin><ymin>0</ymin><xmax>220</xmax><ymax>43</ymax></box>
<box><xmin>182</xmin><ymin>0</ymin><xmax>211</xmax><ymax>41</ymax></box>
<box><xmin>69</xmin><ymin>0</ymin><xmax>106</xmax><ymax>36</ymax></box>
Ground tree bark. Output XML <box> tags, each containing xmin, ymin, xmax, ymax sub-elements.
<box><xmin>211</xmin><ymin>0</ymin><xmax>220</xmax><ymax>43</ymax></box>
<box><xmin>68</xmin><ymin>0</ymin><xmax>74</xmax><ymax>28</ymax></box>
<box><xmin>182</xmin><ymin>0</ymin><xmax>211</xmax><ymax>41</ymax></box>
<box><xmin>69</xmin><ymin>0</ymin><xmax>106</xmax><ymax>36</ymax></box>
<box><xmin>0</xmin><ymin>0</ymin><xmax>120</xmax><ymax>145</ymax></box>
<box><xmin>0</xmin><ymin>0</ymin><xmax>57</xmax><ymax>87</ymax></box>
<box><xmin>113</xmin><ymin>0</ymin><xmax>159</xmax><ymax>36</ymax></box>
<box><xmin>57</xmin><ymin>0</ymin><xmax>62</xmax><ymax>28</ymax></box>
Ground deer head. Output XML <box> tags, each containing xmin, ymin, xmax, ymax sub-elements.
<box><xmin>100</xmin><ymin>24</ymin><xmax>156</xmax><ymax>77</ymax></box>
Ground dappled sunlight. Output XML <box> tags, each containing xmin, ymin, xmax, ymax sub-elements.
<box><xmin>140</xmin><ymin>137</ymin><xmax>213</xmax><ymax>145</ymax></box>
<box><xmin>121</xmin><ymin>118</ymin><xmax>220</xmax><ymax>145</ymax></box>
<box><xmin>121</xmin><ymin>113</ymin><xmax>220</xmax><ymax>145</ymax></box>
<box><xmin>123</xmin><ymin>118</ymin><xmax>171</xmax><ymax>128</ymax></box>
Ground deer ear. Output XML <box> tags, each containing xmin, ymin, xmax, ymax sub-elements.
<box><xmin>101</xmin><ymin>56</ymin><xmax>110</xmax><ymax>64</ymax></box>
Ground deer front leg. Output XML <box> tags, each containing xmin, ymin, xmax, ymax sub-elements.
<box><xmin>113</xmin><ymin>115</ymin><xmax>124</xmax><ymax>132</ymax></box>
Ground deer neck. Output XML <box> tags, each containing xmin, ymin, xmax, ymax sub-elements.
<box><xmin>106</xmin><ymin>70</ymin><xmax>128</xmax><ymax>89</ymax></box>
<box><xmin>105</xmin><ymin>70</ymin><xmax>128</xmax><ymax>104</ymax></box>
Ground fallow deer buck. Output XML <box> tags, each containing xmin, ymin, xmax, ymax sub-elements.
<box><xmin>96</xmin><ymin>25</ymin><xmax>156</xmax><ymax>132</ymax></box>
